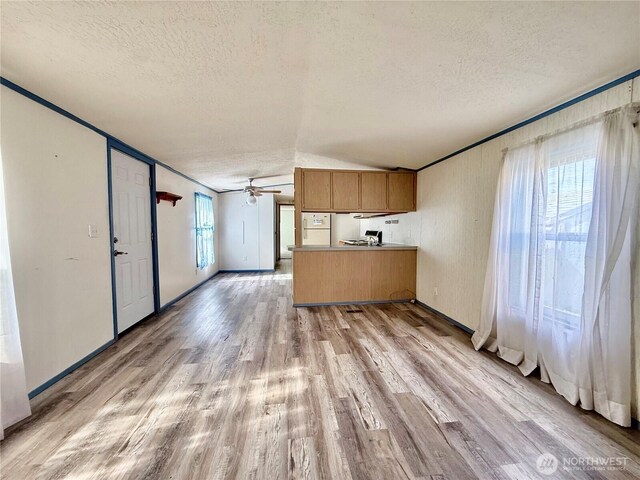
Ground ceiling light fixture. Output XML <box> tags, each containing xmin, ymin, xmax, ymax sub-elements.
<box><xmin>242</xmin><ymin>177</ymin><xmax>282</xmax><ymax>206</ymax></box>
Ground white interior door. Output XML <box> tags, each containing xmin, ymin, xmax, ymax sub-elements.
<box><xmin>280</xmin><ymin>206</ymin><xmax>295</xmax><ymax>258</ymax></box>
<box><xmin>111</xmin><ymin>149</ymin><xmax>154</xmax><ymax>333</ymax></box>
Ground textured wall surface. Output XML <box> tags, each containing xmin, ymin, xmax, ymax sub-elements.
<box><xmin>156</xmin><ymin>165</ymin><xmax>219</xmax><ymax>307</ymax></box>
<box><xmin>1</xmin><ymin>2</ymin><xmax>638</xmax><ymax>189</ymax></box>
<box><xmin>218</xmin><ymin>192</ymin><xmax>275</xmax><ymax>271</ymax></box>
<box><xmin>359</xmin><ymin>212</ymin><xmax>422</xmax><ymax>247</ymax></box>
<box><xmin>416</xmin><ymin>78</ymin><xmax>640</xmax><ymax>417</ymax></box>
<box><xmin>1</xmin><ymin>86</ymin><xmax>228</xmax><ymax>392</ymax></box>
<box><xmin>1</xmin><ymin>86</ymin><xmax>113</xmax><ymax>392</ymax></box>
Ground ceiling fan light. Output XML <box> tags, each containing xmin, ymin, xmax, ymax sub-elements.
<box><xmin>246</xmin><ymin>193</ymin><xmax>257</xmax><ymax>205</ymax></box>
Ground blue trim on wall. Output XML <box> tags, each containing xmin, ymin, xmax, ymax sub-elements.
<box><xmin>106</xmin><ymin>146</ymin><xmax>119</xmax><ymax>341</ymax></box>
<box><xmin>0</xmin><ymin>77</ymin><xmax>244</xmax><ymax>401</ymax></box>
<box><xmin>150</xmin><ymin>163</ymin><xmax>161</xmax><ymax>313</ymax></box>
<box><xmin>0</xmin><ymin>76</ymin><xmax>220</xmax><ymax>194</ymax></box>
<box><xmin>414</xmin><ymin>300</ymin><xmax>475</xmax><ymax>335</ymax></box>
<box><xmin>418</xmin><ymin>70</ymin><xmax>640</xmax><ymax>171</ymax></box>
<box><xmin>155</xmin><ymin>161</ymin><xmax>219</xmax><ymax>193</ymax></box>
<box><xmin>160</xmin><ymin>271</ymin><xmax>221</xmax><ymax>311</ymax></box>
<box><xmin>28</xmin><ymin>267</ymin><xmax>221</xmax><ymax>398</ymax></box>
<box><xmin>108</xmin><ymin>139</ymin><xmax>155</xmax><ymax>166</ymax></box>
<box><xmin>28</xmin><ymin>339</ymin><xmax>115</xmax><ymax>399</ymax></box>
<box><xmin>0</xmin><ymin>78</ymin><xmax>224</xmax><ymax>398</ymax></box>
<box><xmin>5</xmin><ymin>71</ymin><xmax>638</xmax><ymax>183</ymax></box>
<box><xmin>1</xmin><ymin>77</ymin><xmax>109</xmax><ymax>138</ymax></box>
<box><xmin>0</xmin><ymin>80</ymin><xmax>218</xmax><ymax>316</ymax></box>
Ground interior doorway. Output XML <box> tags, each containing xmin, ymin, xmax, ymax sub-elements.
<box><xmin>278</xmin><ymin>204</ymin><xmax>295</xmax><ymax>260</ymax></box>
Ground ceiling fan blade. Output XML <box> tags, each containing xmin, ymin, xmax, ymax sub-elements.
<box><xmin>256</xmin><ymin>189</ymin><xmax>282</xmax><ymax>194</ymax></box>
<box><xmin>253</xmin><ymin>191</ymin><xmax>263</xmax><ymax>197</ymax></box>
<box><xmin>249</xmin><ymin>173</ymin><xmax>290</xmax><ymax>181</ymax></box>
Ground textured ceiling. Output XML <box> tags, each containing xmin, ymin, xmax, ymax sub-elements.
<box><xmin>1</xmin><ymin>1</ymin><xmax>639</xmax><ymax>190</ymax></box>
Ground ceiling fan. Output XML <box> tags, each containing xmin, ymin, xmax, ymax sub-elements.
<box><xmin>244</xmin><ymin>178</ymin><xmax>282</xmax><ymax>205</ymax></box>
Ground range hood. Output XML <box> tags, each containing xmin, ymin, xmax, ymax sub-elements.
<box><xmin>352</xmin><ymin>213</ymin><xmax>394</xmax><ymax>220</ymax></box>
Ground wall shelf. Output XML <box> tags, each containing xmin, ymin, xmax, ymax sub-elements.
<box><xmin>156</xmin><ymin>191</ymin><xmax>183</xmax><ymax>206</ymax></box>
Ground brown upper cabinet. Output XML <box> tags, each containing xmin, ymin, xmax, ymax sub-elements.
<box><xmin>360</xmin><ymin>172</ymin><xmax>388</xmax><ymax>211</ymax></box>
<box><xmin>301</xmin><ymin>170</ymin><xmax>332</xmax><ymax>210</ymax></box>
<box><xmin>296</xmin><ymin>168</ymin><xmax>416</xmax><ymax>213</ymax></box>
<box><xmin>387</xmin><ymin>172</ymin><xmax>416</xmax><ymax>211</ymax></box>
<box><xmin>331</xmin><ymin>171</ymin><xmax>360</xmax><ymax>211</ymax></box>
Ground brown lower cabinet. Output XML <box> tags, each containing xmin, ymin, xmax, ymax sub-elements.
<box><xmin>292</xmin><ymin>248</ymin><xmax>417</xmax><ymax>305</ymax></box>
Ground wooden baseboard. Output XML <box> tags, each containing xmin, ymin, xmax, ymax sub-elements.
<box><xmin>414</xmin><ymin>300</ymin><xmax>475</xmax><ymax>335</ymax></box>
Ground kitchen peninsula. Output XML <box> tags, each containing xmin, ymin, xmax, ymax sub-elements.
<box><xmin>292</xmin><ymin>243</ymin><xmax>417</xmax><ymax>306</ymax></box>
<box><xmin>292</xmin><ymin>167</ymin><xmax>419</xmax><ymax>306</ymax></box>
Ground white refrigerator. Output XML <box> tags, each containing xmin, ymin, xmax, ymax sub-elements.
<box><xmin>302</xmin><ymin>213</ymin><xmax>331</xmax><ymax>245</ymax></box>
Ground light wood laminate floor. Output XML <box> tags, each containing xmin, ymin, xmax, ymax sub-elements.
<box><xmin>2</xmin><ymin>261</ymin><xmax>640</xmax><ymax>479</ymax></box>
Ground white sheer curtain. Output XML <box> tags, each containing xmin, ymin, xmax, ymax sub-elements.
<box><xmin>473</xmin><ymin>107</ymin><xmax>639</xmax><ymax>426</ymax></box>
<box><xmin>472</xmin><ymin>142</ymin><xmax>542</xmax><ymax>373</ymax></box>
<box><xmin>575</xmin><ymin>110</ymin><xmax>639</xmax><ymax>425</ymax></box>
<box><xmin>0</xmin><ymin>153</ymin><xmax>31</xmax><ymax>439</ymax></box>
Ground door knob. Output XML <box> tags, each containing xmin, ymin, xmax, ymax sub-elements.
<box><xmin>114</xmin><ymin>250</ymin><xmax>128</xmax><ymax>256</ymax></box>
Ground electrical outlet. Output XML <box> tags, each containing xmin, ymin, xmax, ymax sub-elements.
<box><xmin>88</xmin><ymin>224</ymin><xmax>99</xmax><ymax>238</ymax></box>
<box><xmin>243</xmin><ymin>256</ymin><xmax>248</xmax><ymax>261</ymax></box>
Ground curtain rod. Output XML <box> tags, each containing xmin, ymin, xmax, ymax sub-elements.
<box><xmin>503</xmin><ymin>102</ymin><xmax>640</xmax><ymax>154</ymax></box>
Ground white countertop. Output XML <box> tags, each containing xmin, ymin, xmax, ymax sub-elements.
<box><xmin>289</xmin><ymin>243</ymin><xmax>417</xmax><ymax>252</ymax></box>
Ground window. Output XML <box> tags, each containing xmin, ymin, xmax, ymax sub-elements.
<box><xmin>542</xmin><ymin>124</ymin><xmax>599</xmax><ymax>328</ymax></box>
<box><xmin>195</xmin><ymin>193</ymin><xmax>214</xmax><ymax>269</ymax></box>
<box><xmin>475</xmin><ymin>109</ymin><xmax>639</xmax><ymax>427</ymax></box>
<box><xmin>504</xmin><ymin>122</ymin><xmax>601</xmax><ymax>330</ymax></box>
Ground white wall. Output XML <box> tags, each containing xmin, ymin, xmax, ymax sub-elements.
<box><xmin>219</xmin><ymin>192</ymin><xmax>275</xmax><ymax>270</ymax></box>
<box><xmin>330</xmin><ymin>213</ymin><xmax>361</xmax><ymax>245</ymax></box>
<box><xmin>156</xmin><ymin>165</ymin><xmax>219</xmax><ymax>307</ymax></box>
<box><xmin>280</xmin><ymin>205</ymin><xmax>294</xmax><ymax>258</ymax></box>
<box><xmin>1</xmin><ymin>86</ymin><xmax>113</xmax><ymax>392</ymax></box>
<box><xmin>359</xmin><ymin>212</ymin><xmax>421</xmax><ymax>246</ymax></box>
<box><xmin>413</xmin><ymin>77</ymin><xmax>640</xmax><ymax>416</ymax></box>
<box><xmin>1</xmin><ymin>85</ymin><xmax>226</xmax><ymax>394</ymax></box>
<box><xmin>415</xmin><ymin>78</ymin><xmax>637</xmax><ymax>329</ymax></box>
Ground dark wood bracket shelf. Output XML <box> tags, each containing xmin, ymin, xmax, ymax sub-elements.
<box><xmin>156</xmin><ymin>191</ymin><xmax>183</xmax><ymax>206</ymax></box>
